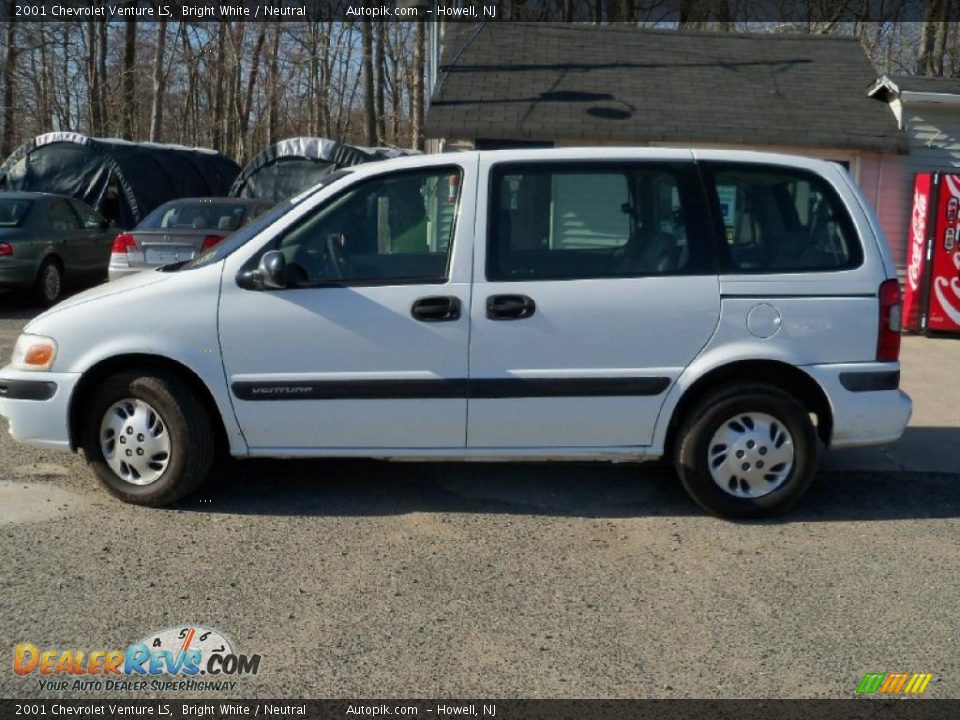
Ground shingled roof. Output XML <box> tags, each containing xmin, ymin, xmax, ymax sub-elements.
<box><xmin>426</xmin><ymin>23</ymin><xmax>907</xmax><ymax>154</ymax></box>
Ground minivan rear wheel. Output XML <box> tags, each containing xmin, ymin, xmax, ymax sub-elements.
<box><xmin>80</xmin><ymin>370</ymin><xmax>214</xmax><ymax>506</ymax></box>
<box><xmin>674</xmin><ymin>383</ymin><xmax>819</xmax><ymax>519</ymax></box>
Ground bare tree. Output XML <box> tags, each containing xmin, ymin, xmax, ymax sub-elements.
<box><xmin>411</xmin><ymin>19</ymin><xmax>424</xmax><ymax>150</ymax></box>
<box><xmin>2</xmin><ymin>5</ymin><xmax>17</xmax><ymax>156</ymax></box>
<box><xmin>120</xmin><ymin>20</ymin><xmax>137</xmax><ymax>139</ymax></box>
<box><xmin>374</xmin><ymin>21</ymin><xmax>386</xmax><ymax>145</ymax></box>
<box><xmin>916</xmin><ymin>0</ymin><xmax>950</xmax><ymax>75</ymax></box>
<box><xmin>149</xmin><ymin>21</ymin><xmax>168</xmax><ymax>141</ymax></box>
<box><xmin>361</xmin><ymin>19</ymin><xmax>376</xmax><ymax>146</ymax></box>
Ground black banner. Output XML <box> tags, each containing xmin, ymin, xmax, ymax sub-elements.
<box><xmin>0</xmin><ymin>0</ymin><xmax>951</xmax><ymax>23</ymax></box>
<box><xmin>1</xmin><ymin>700</ymin><xmax>959</xmax><ymax>720</ymax></box>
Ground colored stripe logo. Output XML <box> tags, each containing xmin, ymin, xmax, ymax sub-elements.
<box><xmin>857</xmin><ymin>672</ymin><xmax>933</xmax><ymax>694</ymax></box>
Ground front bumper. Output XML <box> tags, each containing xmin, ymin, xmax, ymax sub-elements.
<box><xmin>0</xmin><ymin>368</ymin><xmax>81</xmax><ymax>450</ymax></box>
<box><xmin>804</xmin><ymin>362</ymin><xmax>912</xmax><ymax>448</ymax></box>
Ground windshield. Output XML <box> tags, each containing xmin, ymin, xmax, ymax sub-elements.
<box><xmin>0</xmin><ymin>199</ymin><xmax>32</xmax><ymax>227</ymax></box>
<box><xmin>139</xmin><ymin>201</ymin><xmax>251</xmax><ymax>232</ymax></box>
<box><xmin>180</xmin><ymin>171</ymin><xmax>352</xmax><ymax>270</ymax></box>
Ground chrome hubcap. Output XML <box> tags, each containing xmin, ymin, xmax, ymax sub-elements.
<box><xmin>43</xmin><ymin>266</ymin><xmax>60</xmax><ymax>301</ymax></box>
<box><xmin>707</xmin><ymin>412</ymin><xmax>794</xmax><ymax>498</ymax></box>
<box><xmin>99</xmin><ymin>399</ymin><xmax>171</xmax><ymax>485</ymax></box>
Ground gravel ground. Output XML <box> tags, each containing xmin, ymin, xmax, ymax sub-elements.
<box><xmin>1</xmin><ymin>291</ymin><xmax>958</xmax><ymax>700</ymax></box>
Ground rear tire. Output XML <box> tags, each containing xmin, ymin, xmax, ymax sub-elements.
<box><xmin>80</xmin><ymin>370</ymin><xmax>214</xmax><ymax>506</ymax></box>
<box><xmin>674</xmin><ymin>383</ymin><xmax>819</xmax><ymax>519</ymax></box>
<box><xmin>33</xmin><ymin>258</ymin><xmax>63</xmax><ymax>306</ymax></box>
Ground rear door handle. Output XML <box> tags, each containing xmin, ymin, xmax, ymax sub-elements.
<box><xmin>486</xmin><ymin>294</ymin><xmax>536</xmax><ymax>320</ymax></box>
<box><xmin>411</xmin><ymin>296</ymin><xmax>461</xmax><ymax>322</ymax></box>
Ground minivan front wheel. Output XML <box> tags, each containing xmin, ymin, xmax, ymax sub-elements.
<box><xmin>675</xmin><ymin>383</ymin><xmax>819</xmax><ymax>519</ymax></box>
<box><xmin>80</xmin><ymin>370</ymin><xmax>214</xmax><ymax>506</ymax></box>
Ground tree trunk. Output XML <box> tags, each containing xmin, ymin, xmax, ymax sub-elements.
<box><xmin>265</xmin><ymin>23</ymin><xmax>281</xmax><ymax>147</ymax></box>
<box><xmin>931</xmin><ymin>5</ymin><xmax>951</xmax><ymax>76</ymax></box>
<box><xmin>237</xmin><ymin>23</ymin><xmax>266</xmax><ymax>162</ymax></box>
<box><xmin>149</xmin><ymin>20</ymin><xmax>167</xmax><ymax>142</ymax></box>
<box><xmin>361</xmin><ymin>19</ymin><xmax>376</xmax><ymax>146</ymax></box>
<box><xmin>411</xmin><ymin>20</ymin><xmax>424</xmax><ymax>150</ymax></box>
<box><xmin>1</xmin><ymin>7</ymin><xmax>17</xmax><ymax>156</ymax></box>
<box><xmin>85</xmin><ymin>20</ymin><xmax>102</xmax><ymax>135</ymax></box>
<box><xmin>212</xmin><ymin>22</ymin><xmax>227</xmax><ymax>151</ymax></box>
<box><xmin>121</xmin><ymin>20</ymin><xmax>137</xmax><ymax>139</ymax></box>
<box><xmin>97</xmin><ymin>21</ymin><xmax>107</xmax><ymax>133</ymax></box>
<box><xmin>374</xmin><ymin>21</ymin><xmax>386</xmax><ymax>145</ymax></box>
<box><xmin>916</xmin><ymin>0</ymin><xmax>945</xmax><ymax>75</ymax></box>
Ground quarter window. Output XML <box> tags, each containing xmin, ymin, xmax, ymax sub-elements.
<box><xmin>47</xmin><ymin>200</ymin><xmax>80</xmax><ymax>231</ymax></box>
<box><xmin>487</xmin><ymin>163</ymin><xmax>708</xmax><ymax>281</ymax></box>
<box><xmin>275</xmin><ymin>167</ymin><xmax>461</xmax><ymax>284</ymax></box>
<box><xmin>69</xmin><ymin>200</ymin><xmax>106</xmax><ymax>229</ymax></box>
<box><xmin>706</xmin><ymin>165</ymin><xmax>862</xmax><ymax>273</ymax></box>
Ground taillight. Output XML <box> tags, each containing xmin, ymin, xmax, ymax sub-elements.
<box><xmin>0</xmin><ymin>242</ymin><xmax>12</xmax><ymax>257</ymax></box>
<box><xmin>200</xmin><ymin>234</ymin><xmax>223</xmax><ymax>252</ymax></box>
<box><xmin>112</xmin><ymin>233</ymin><xmax>137</xmax><ymax>254</ymax></box>
<box><xmin>877</xmin><ymin>279</ymin><xmax>902</xmax><ymax>362</ymax></box>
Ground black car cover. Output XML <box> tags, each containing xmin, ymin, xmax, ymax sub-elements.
<box><xmin>229</xmin><ymin>137</ymin><xmax>416</xmax><ymax>202</ymax></box>
<box><xmin>0</xmin><ymin>132</ymin><xmax>241</xmax><ymax>229</ymax></box>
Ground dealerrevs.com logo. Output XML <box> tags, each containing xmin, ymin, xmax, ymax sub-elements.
<box><xmin>13</xmin><ymin>626</ymin><xmax>261</xmax><ymax>692</ymax></box>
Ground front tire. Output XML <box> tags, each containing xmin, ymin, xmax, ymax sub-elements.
<box><xmin>674</xmin><ymin>383</ymin><xmax>820</xmax><ymax>519</ymax></box>
<box><xmin>80</xmin><ymin>370</ymin><xmax>214</xmax><ymax>506</ymax></box>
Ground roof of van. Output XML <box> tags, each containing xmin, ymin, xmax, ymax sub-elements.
<box><xmin>426</xmin><ymin>24</ymin><xmax>907</xmax><ymax>155</ymax></box>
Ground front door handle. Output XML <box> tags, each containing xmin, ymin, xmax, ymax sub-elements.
<box><xmin>411</xmin><ymin>296</ymin><xmax>461</xmax><ymax>322</ymax></box>
<box><xmin>486</xmin><ymin>294</ymin><xmax>536</xmax><ymax>320</ymax></box>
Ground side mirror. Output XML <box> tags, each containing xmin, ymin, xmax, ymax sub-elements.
<box><xmin>237</xmin><ymin>250</ymin><xmax>288</xmax><ymax>291</ymax></box>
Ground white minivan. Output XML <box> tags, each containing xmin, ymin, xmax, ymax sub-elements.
<box><xmin>0</xmin><ymin>149</ymin><xmax>911</xmax><ymax>518</ymax></box>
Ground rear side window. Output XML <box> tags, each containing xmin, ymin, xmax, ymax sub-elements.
<box><xmin>47</xmin><ymin>200</ymin><xmax>81</xmax><ymax>231</ymax></box>
<box><xmin>69</xmin><ymin>200</ymin><xmax>106</xmax><ymax>229</ymax></box>
<box><xmin>704</xmin><ymin>164</ymin><xmax>862</xmax><ymax>273</ymax></box>
<box><xmin>487</xmin><ymin>162</ymin><xmax>712</xmax><ymax>281</ymax></box>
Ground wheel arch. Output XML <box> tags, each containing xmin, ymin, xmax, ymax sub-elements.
<box><xmin>663</xmin><ymin>359</ymin><xmax>833</xmax><ymax>460</ymax></box>
<box><xmin>68</xmin><ymin>353</ymin><xmax>229</xmax><ymax>455</ymax></box>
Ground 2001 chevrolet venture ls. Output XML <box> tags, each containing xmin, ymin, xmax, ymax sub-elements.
<box><xmin>0</xmin><ymin>149</ymin><xmax>911</xmax><ymax>518</ymax></box>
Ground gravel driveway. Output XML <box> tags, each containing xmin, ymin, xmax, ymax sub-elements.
<box><xmin>1</xmin><ymin>292</ymin><xmax>958</xmax><ymax>700</ymax></box>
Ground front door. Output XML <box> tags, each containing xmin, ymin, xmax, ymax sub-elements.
<box><xmin>219</xmin><ymin>162</ymin><xmax>475</xmax><ymax>451</ymax></box>
<box><xmin>467</xmin><ymin>156</ymin><xmax>721</xmax><ymax>448</ymax></box>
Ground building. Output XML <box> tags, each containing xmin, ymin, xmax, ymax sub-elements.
<box><xmin>425</xmin><ymin>23</ymin><xmax>911</xmax><ymax>265</ymax></box>
<box><xmin>867</xmin><ymin>75</ymin><xmax>960</xmax><ymax>268</ymax></box>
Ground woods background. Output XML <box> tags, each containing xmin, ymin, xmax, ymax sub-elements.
<box><xmin>1</xmin><ymin>7</ymin><xmax>959</xmax><ymax>164</ymax></box>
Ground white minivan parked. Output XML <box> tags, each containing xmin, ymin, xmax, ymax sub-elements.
<box><xmin>0</xmin><ymin>149</ymin><xmax>911</xmax><ymax>518</ymax></box>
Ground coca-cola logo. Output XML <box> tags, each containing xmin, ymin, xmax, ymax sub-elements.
<box><xmin>908</xmin><ymin>188</ymin><xmax>927</xmax><ymax>292</ymax></box>
<box><xmin>933</xmin><ymin>251</ymin><xmax>960</xmax><ymax>326</ymax></box>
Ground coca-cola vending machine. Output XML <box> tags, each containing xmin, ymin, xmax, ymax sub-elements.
<box><xmin>903</xmin><ymin>172</ymin><xmax>960</xmax><ymax>334</ymax></box>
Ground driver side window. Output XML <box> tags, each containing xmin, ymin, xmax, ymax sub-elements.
<box><xmin>276</xmin><ymin>167</ymin><xmax>461</xmax><ymax>285</ymax></box>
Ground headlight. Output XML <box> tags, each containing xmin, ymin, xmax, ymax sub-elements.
<box><xmin>11</xmin><ymin>334</ymin><xmax>58</xmax><ymax>371</ymax></box>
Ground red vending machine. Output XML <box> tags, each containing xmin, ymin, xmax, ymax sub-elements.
<box><xmin>904</xmin><ymin>172</ymin><xmax>960</xmax><ymax>334</ymax></box>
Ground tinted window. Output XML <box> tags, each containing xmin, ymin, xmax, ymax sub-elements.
<box><xmin>139</xmin><ymin>201</ymin><xmax>250</xmax><ymax>232</ymax></box>
<box><xmin>487</xmin><ymin>163</ymin><xmax>709</xmax><ymax>281</ymax></box>
<box><xmin>706</xmin><ymin>164</ymin><xmax>862</xmax><ymax>273</ymax></box>
<box><xmin>275</xmin><ymin>167</ymin><xmax>461</xmax><ymax>285</ymax></box>
<box><xmin>69</xmin><ymin>199</ymin><xmax>106</xmax><ymax>229</ymax></box>
<box><xmin>0</xmin><ymin>199</ymin><xmax>31</xmax><ymax>227</ymax></box>
<box><xmin>47</xmin><ymin>200</ymin><xmax>81</xmax><ymax>231</ymax></box>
